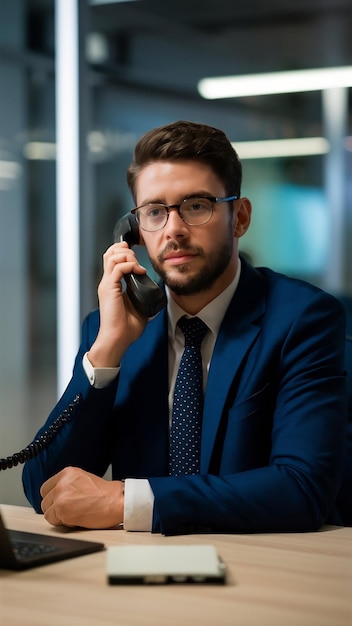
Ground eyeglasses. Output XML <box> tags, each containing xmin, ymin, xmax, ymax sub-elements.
<box><xmin>131</xmin><ymin>195</ymin><xmax>238</xmax><ymax>232</ymax></box>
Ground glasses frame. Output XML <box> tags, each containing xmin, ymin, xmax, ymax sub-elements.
<box><xmin>131</xmin><ymin>195</ymin><xmax>238</xmax><ymax>232</ymax></box>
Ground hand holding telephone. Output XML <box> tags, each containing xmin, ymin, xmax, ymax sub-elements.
<box><xmin>113</xmin><ymin>213</ymin><xmax>166</xmax><ymax>318</ymax></box>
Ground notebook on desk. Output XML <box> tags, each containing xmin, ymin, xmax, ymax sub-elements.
<box><xmin>107</xmin><ymin>544</ymin><xmax>227</xmax><ymax>585</ymax></box>
<box><xmin>0</xmin><ymin>509</ymin><xmax>105</xmax><ymax>570</ymax></box>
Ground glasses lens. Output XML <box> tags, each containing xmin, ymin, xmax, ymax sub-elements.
<box><xmin>135</xmin><ymin>197</ymin><xmax>213</xmax><ymax>231</ymax></box>
<box><xmin>181</xmin><ymin>197</ymin><xmax>213</xmax><ymax>225</ymax></box>
<box><xmin>137</xmin><ymin>205</ymin><xmax>168</xmax><ymax>231</ymax></box>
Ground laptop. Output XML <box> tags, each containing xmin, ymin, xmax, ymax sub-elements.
<box><xmin>0</xmin><ymin>509</ymin><xmax>105</xmax><ymax>570</ymax></box>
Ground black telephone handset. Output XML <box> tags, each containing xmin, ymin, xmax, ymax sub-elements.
<box><xmin>113</xmin><ymin>213</ymin><xmax>166</xmax><ymax>318</ymax></box>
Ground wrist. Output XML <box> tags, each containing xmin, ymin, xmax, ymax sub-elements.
<box><xmin>87</xmin><ymin>342</ymin><xmax>122</xmax><ymax>368</ymax></box>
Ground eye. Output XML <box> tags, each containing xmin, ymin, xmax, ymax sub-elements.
<box><xmin>189</xmin><ymin>202</ymin><xmax>202</xmax><ymax>212</ymax></box>
<box><xmin>186</xmin><ymin>198</ymin><xmax>211</xmax><ymax>212</ymax></box>
<box><xmin>145</xmin><ymin>205</ymin><xmax>165</xmax><ymax>218</ymax></box>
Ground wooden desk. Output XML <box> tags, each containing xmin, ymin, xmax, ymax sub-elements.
<box><xmin>1</xmin><ymin>504</ymin><xmax>351</xmax><ymax>626</ymax></box>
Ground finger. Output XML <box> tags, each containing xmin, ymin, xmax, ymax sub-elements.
<box><xmin>43</xmin><ymin>502</ymin><xmax>64</xmax><ymax>526</ymax></box>
<box><xmin>103</xmin><ymin>242</ymin><xmax>134</xmax><ymax>264</ymax></box>
<box><xmin>40</xmin><ymin>474</ymin><xmax>58</xmax><ymax>499</ymax></box>
<box><xmin>103</xmin><ymin>243</ymin><xmax>147</xmax><ymax>272</ymax></box>
<box><xmin>102</xmin><ymin>257</ymin><xmax>144</xmax><ymax>283</ymax></box>
<box><xmin>40</xmin><ymin>487</ymin><xmax>54</xmax><ymax>514</ymax></box>
<box><xmin>103</xmin><ymin>241</ymin><xmax>129</xmax><ymax>257</ymax></box>
<box><xmin>41</xmin><ymin>488</ymin><xmax>73</xmax><ymax>527</ymax></box>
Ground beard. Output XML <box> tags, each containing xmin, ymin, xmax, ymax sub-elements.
<box><xmin>150</xmin><ymin>231</ymin><xmax>234</xmax><ymax>296</ymax></box>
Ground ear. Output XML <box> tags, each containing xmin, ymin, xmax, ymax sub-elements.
<box><xmin>234</xmin><ymin>197</ymin><xmax>252</xmax><ymax>238</ymax></box>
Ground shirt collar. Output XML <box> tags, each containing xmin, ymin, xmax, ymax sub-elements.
<box><xmin>167</xmin><ymin>258</ymin><xmax>241</xmax><ymax>339</ymax></box>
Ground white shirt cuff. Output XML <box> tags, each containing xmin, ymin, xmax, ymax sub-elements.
<box><xmin>123</xmin><ymin>479</ymin><xmax>154</xmax><ymax>531</ymax></box>
<box><xmin>83</xmin><ymin>352</ymin><xmax>120</xmax><ymax>389</ymax></box>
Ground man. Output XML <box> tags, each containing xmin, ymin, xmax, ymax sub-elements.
<box><xmin>23</xmin><ymin>120</ymin><xmax>347</xmax><ymax>534</ymax></box>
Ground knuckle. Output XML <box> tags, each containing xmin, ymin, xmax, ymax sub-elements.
<box><xmin>61</xmin><ymin>465</ymin><xmax>76</xmax><ymax>478</ymax></box>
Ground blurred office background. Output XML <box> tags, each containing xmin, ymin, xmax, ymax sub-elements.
<box><xmin>1</xmin><ymin>0</ymin><xmax>351</xmax><ymax>505</ymax></box>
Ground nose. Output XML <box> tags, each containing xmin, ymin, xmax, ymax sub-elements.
<box><xmin>163</xmin><ymin>207</ymin><xmax>189</xmax><ymax>238</ymax></box>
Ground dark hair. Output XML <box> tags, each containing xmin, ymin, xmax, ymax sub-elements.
<box><xmin>126</xmin><ymin>120</ymin><xmax>242</xmax><ymax>202</ymax></box>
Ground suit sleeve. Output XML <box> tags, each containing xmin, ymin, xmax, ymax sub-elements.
<box><xmin>22</xmin><ymin>312</ymin><xmax>119</xmax><ymax>513</ymax></box>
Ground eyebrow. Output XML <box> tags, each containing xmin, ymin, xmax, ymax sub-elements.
<box><xmin>137</xmin><ymin>192</ymin><xmax>216</xmax><ymax>206</ymax></box>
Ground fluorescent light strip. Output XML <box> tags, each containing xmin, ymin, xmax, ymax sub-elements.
<box><xmin>0</xmin><ymin>160</ymin><xmax>21</xmax><ymax>178</ymax></box>
<box><xmin>23</xmin><ymin>142</ymin><xmax>56</xmax><ymax>160</ymax></box>
<box><xmin>198</xmin><ymin>66</ymin><xmax>352</xmax><ymax>99</ymax></box>
<box><xmin>23</xmin><ymin>134</ymin><xmax>352</xmax><ymax>163</ymax></box>
<box><xmin>233</xmin><ymin>137</ymin><xmax>330</xmax><ymax>159</ymax></box>
<box><xmin>90</xmin><ymin>0</ymin><xmax>139</xmax><ymax>4</ymax></box>
<box><xmin>55</xmin><ymin>0</ymin><xmax>81</xmax><ymax>397</ymax></box>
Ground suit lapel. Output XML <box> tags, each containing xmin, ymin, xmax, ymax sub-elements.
<box><xmin>200</xmin><ymin>264</ymin><xmax>266</xmax><ymax>472</ymax></box>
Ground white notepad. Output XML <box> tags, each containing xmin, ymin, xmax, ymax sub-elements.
<box><xmin>107</xmin><ymin>544</ymin><xmax>226</xmax><ymax>585</ymax></box>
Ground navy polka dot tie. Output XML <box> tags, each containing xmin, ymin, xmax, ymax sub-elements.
<box><xmin>169</xmin><ymin>316</ymin><xmax>208</xmax><ymax>476</ymax></box>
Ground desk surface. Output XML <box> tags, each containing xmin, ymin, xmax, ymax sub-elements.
<box><xmin>1</xmin><ymin>504</ymin><xmax>351</xmax><ymax>626</ymax></box>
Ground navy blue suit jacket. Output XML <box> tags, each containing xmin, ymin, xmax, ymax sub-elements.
<box><xmin>23</xmin><ymin>262</ymin><xmax>348</xmax><ymax>534</ymax></box>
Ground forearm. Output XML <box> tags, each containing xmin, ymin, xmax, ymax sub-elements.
<box><xmin>149</xmin><ymin>463</ymin><xmax>341</xmax><ymax>536</ymax></box>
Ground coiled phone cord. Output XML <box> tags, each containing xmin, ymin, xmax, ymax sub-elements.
<box><xmin>0</xmin><ymin>394</ymin><xmax>81</xmax><ymax>470</ymax></box>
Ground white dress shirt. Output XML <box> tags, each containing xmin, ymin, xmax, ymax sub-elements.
<box><xmin>83</xmin><ymin>260</ymin><xmax>241</xmax><ymax>530</ymax></box>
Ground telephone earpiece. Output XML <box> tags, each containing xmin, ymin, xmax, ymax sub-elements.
<box><xmin>113</xmin><ymin>213</ymin><xmax>166</xmax><ymax>317</ymax></box>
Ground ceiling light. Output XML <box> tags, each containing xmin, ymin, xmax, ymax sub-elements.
<box><xmin>232</xmin><ymin>137</ymin><xmax>330</xmax><ymax>159</ymax></box>
<box><xmin>0</xmin><ymin>160</ymin><xmax>21</xmax><ymax>178</ymax></box>
<box><xmin>23</xmin><ymin>142</ymin><xmax>56</xmax><ymax>160</ymax></box>
<box><xmin>198</xmin><ymin>66</ymin><xmax>352</xmax><ymax>99</ymax></box>
<box><xmin>90</xmin><ymin>1</ymin><xmax>140</xmax><ymax>5</ymax></box>
<box><xmin>0</xmin><ymin>160</ymin><xmax>22</xmax><ymax>190</ymax></box>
